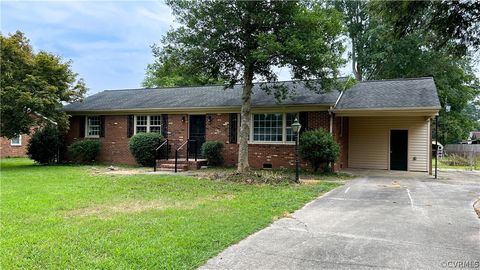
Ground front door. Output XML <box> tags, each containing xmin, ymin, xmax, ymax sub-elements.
<box><xmin>188</xmin><ymin>115</ymin><xmax>206</xmax><ymax>158</ymax></box>
<box><xmin>390</xmin><ymin>130</ymin><xmax>408</xmax><ymax>171</ymax></box>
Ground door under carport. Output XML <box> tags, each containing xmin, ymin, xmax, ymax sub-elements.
<box><xmin>390</xmin><ymin>130</ymin><xmax>408</xmax><ymax>171</ymax></box>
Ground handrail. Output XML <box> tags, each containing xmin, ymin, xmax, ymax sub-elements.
<box><xmin>156</xmin><ymin>140</ymin><xmax>168</xmax><ymax>151</ymax></box>
<box><xmin>154</xmin><ymin>139</ymin><xmax>168</xmax><ymax>172</ymax></box>
<box><xmin>176</xmin><ymin>140</ymin><xmax>189</xmax><ymax>151</ymax></box>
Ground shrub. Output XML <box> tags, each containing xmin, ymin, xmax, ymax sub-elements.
<box><xmin>201</xmin><ymin>141</ymin><xmax>224</xmax><ymax>166</ymax></box>
<box><xmin>128</xmin><ymin>132</ymin><xmax>164</xmax><ymax>166</ymax></box>
<box><xmin>68</xmin><ymin>140</ymin><xmax>101</xmax><ymax>163</ymax></box>
<box><xmin>299</xmin><ymin>129</ymin><xmax>340</xmax><ymax>172</ymax></box>
<box><xmin>27</xmin><ymin>126</ymin><xmax>63</xmax><ymax>165</ymax></box>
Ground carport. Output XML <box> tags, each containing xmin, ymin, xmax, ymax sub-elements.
<box><xmin>334</xmin><ymin>78</ymin><xmax>441</xmax><ymax>174</ymax></box>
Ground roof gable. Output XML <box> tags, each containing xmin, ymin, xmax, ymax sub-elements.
<box><xmin>335</xmin><ymin>77</ymin><xmax>441</xmax><ymax>110</ymax></box>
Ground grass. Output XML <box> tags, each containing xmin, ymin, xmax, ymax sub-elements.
<box><xmin>433</xmin><ymin>157</ymin><xmax>479</xmax><ymax>170</ymax></box>
<box><xmin>0</xmin><ymin>158</ymin><xmax>341</xmax><ymax>269</ymax></box>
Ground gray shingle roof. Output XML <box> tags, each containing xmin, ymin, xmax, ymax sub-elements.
<box><xmin>63</xmin><ymin>81</ymin><xmax>340</xmax><ymax>112</ymax></box>
<box><xmin>335</xmin><ymin>77</ymin><xmax>441</xmax><ymax>110</ymax></box>
<box><xmin>63</xmin><ymin>77</ymin><xmax>441</xmax><ymax>113</ymax></box>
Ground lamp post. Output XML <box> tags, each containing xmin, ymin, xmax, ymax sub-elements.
<box><xmin>291</xmin><ymin>118</ymin><xmax>302</xmax><ymax>183</ymax></box>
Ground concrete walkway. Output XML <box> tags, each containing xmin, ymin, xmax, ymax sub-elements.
<box><xmin>200</xmin><ymin>171</ymin><xmax>480</xmax><ymax>269</ymax></box>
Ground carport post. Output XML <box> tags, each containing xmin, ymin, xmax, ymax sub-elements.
<box><xmin>435</xmin><ymin>115</ymin><xmax>438</xmax><ymax>179</ymax></box>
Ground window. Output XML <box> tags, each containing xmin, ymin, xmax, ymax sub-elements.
<box><xmin>252</xmin><ymin>112</ymin><xmax>298</xmax><ymax>143</ymax></box>
<box><xmin>253</xmin><ymin>113</ymin><xmax>283</xmax><ymax>142</ymax></box>
<box><xmin>86</xmin><ymin>116</ymin><xmax>101</xmax><ymax>137</ymax></box>
<box><xmin>10</xmin><ymin>135</ymin><xmax>21</xmax><ymax>146</ymax></box>
<box><xmin>135</xmin><ymin>115</ymin><xmax>162</xmax><ymax>134</ymax></box>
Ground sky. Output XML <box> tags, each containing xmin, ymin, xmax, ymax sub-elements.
<box><xmin>1</xmin><ymin>1</ymin><xmax>478</xmax><ymax>97</ymax></box>
<box><xmin>1</xmin><ymin>0</ymin><xmax>178</xmax><ymax>95</ymax></box>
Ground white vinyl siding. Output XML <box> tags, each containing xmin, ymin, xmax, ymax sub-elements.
<box><xmin>348</xmin><ymin>116</ymin><xmax>429</xmax><ymax>172</ymax></box>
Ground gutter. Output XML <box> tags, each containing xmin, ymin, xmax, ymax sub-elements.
<box><xmin>27</xmin><ymin>109</ymin><xmax>58</xmax><ymax>126</ymax></box>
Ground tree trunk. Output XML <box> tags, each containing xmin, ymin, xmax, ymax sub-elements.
<box><xmin>237</xmin><ymin>70</ymin><xmax>254</xmax><ymax>173</ymax></box>
<box><xmin>351</xmin><ymin>37</ymin><xmax>363</xmax><ymax>81</ymax></box>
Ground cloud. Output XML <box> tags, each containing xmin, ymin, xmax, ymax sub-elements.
<box><xmin>1</xmin><ymin>0</ymin><xmax>173</xmax><ymax>95</ymax></box>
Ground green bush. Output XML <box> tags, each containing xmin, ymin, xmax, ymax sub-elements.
<box><xmin>68</xmin><ymin>140</ymin><xmax>101</xmax><ymax>163</ymax></box>
<box><xmin>27</xmin><ymin>126</ymin><xmax>63</xmax><ymax>165</ymax></box>
<box><xmin>299</xmin><ymin>129</ymin><xmax>340</xmax><ymax>172</ymax></box>
<box><xmin>201</xmin><ymin>141</ymin><xmax>224</xmax><ymax>166</ymax></box>
<box><xmin>128</xmin><ymin>132</ymin><xmax>164</xmax><ymax>166</ymax></box>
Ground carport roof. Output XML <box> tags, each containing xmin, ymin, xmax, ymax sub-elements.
<box><xmin>335</xmin><ymin>77</ymin><xmax>441</xmax><ymax>110</ymax></box>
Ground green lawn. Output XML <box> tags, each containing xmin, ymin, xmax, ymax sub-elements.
<box><xmin>0</xmin><ymin>158</ymin><xmax>340</xmax><ymax>269</ymax></box>
<box><xmin>432</xmin><ymin>158</ymin><xmax>479</xmax><ymax>170</ymax></box>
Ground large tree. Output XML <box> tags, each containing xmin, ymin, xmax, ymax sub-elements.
<box><xmin>154</xmin><ymin>1</ymin><xmax>344</xmax><ymax>172</ymax></box>
<box><xmin>336</xmin><ymin>1</ymin><xmax>479</xmax><ymax>144</ymax></box>
<box><xmin>371</xmin><ymin>1</ymin><xmax>480</xmax><ymax>56</ymax></box>
<box><xmin>333</xmin><ymin>0</ymin><xmax>369</xmax><ymax>81</ymax></box>
<box><xmin>1</xmin><ymin>31</ymin><xmax>87</xmax><ymax>138</ymax></box>
<box><xmin>143</xmin><ymin>46</ymin><xmax>223</xmax><ymax>87</ymax></box>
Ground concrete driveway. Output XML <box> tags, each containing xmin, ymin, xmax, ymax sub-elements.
<box><xmin>201</xmin><ymin>171</ymin><xmax>480</xmax><ymax>270</ymax></box>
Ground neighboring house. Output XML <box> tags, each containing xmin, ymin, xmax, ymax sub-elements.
<box><xmin>63</xmin><ymin>77</ymin><xmax>441</xmax><ymax>173</ymax></box>
<box><xmin>465</xmin><ymin>131</ymin><xmax>480</xmax><ymax>144</ymax></box>
<box><xmin>0</xmin><ymin>134</ymin><xmax>30</xmax><ymax>157</ymax></box>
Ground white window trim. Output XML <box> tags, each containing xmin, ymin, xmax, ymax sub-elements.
<box><xmin>134</xmin><ymin>115</ymin><xmax>162</xmax><ymax>135</ymax></box>
<box><xmin>85</xmin><ymin>116</ymin><xmax>100</xmax><ymax>138</ymax></box>
<box><xmin>248</xmin><ymin>112</ymin><xmax>298</xmax><ymax>145</ymax></box>
<box><xmin>10</xmin><ymin>135</ymin><xmax>22</xmax><ymax>146</ymax></box>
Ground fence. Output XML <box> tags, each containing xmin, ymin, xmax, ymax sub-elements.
<box><xmin>444</xmin><ymin>144</ymin><xmax>480</xmax><ymax>157</ymax></box>
<box><xmin>443</xmin><ymin>144</ymin><xmax>479</xmax><ymax>171</ymax></box>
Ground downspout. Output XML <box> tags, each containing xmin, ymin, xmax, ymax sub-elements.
<box><xmin>329</xmin><ymin>109</ymin><xmax>333</xmax><ymax>134</ymax></box>
<box><xmin>330</xmin><ymin>90</ymin><xmax>345</xmax><ymax>135</ymax></box>
<box><xmin>328</xmin><ymin>90</ymin><xmax>345</xmax><ymax>171</ymax></box>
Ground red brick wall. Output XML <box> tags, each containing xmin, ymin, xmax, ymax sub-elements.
<box><xmin>0</xmin><ymin>134</ymin><xmax>31</xmax><ymax>157</ymax></box>
<box><xmin>168</xmin><ymin>114</ymin><xmax>188</xmax><ymax>145</ymax></box>
<box><xmin>63</xmin><ymin>111</ymin><xmax>349</xmax><ymax>170</ymax></box>
<box><xmin>308</xmin><ymin>111</ymin><xmax>330</xmax><ymax>130</ymax></box>
<box><xmin>206</xmin><ymin>111</ymin><xmax>330</xmax><ymax>170</ymax></box>
<box><xmin>332</xmin><ymin>116</ymin><xmax>349</xmax><ymax>171</ymax></box>
<box><xmin>65</xmin><ymin>115</ymin><xmax>136</xmax><ymax>164</ymax></box>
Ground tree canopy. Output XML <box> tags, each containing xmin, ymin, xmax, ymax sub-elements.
<box><xmin>147</xmin><ymin>0</ymin><xmax>479</xmax><ymax>145</ymax></box>
<box><xmin>334</xmin><ymin>1</ymin><xmax>479</xmax><ymax>143</ymax></box>
<box><xmin>153</xmin><ymin>0</ymin><xmax>345</xmax><ymax>172</ymax></box>
<box><xmin>1</xmin><ymin>31</ymin><xmax>87</xmax><ymax>138</ymax></box>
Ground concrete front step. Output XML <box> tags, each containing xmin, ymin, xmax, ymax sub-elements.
<box><xmin>156</xmin><ymin>159</ymin><xmax>208</xmax><ymax>171</ymax></box>
<box><xmin>159</xmin><ymin>164</ymin><xmax>188</xmax><ymax>170</ymax></box>
<box><xmin>157</xmin><ymin>168</ymin><xmax>187</xmax><ymax>172</ymax></box>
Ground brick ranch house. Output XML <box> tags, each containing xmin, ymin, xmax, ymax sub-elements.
<box><xmin>62</xmin><ymin>77</ymin><xmax>440</xmax><ymax>173</ymax></box>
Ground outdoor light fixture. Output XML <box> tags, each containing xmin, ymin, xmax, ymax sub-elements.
<box><xmin>292</xmin><ymin>118</ymin><xmax>302</xmax><ymax>134</ymax></box>
<box><xmin>208</xmin><ymin>115</ymin><xmax>212</xmax><ymax>123</ymax></box>
<box><xmin>291</xmin><ymin>118</ymin><xmax>302</xmax><ymax>183</ymax></box>
<box><xmin>181</xmin><ymin>116</ymin><xmax>186</xmax><ymax>123</ymax></box>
